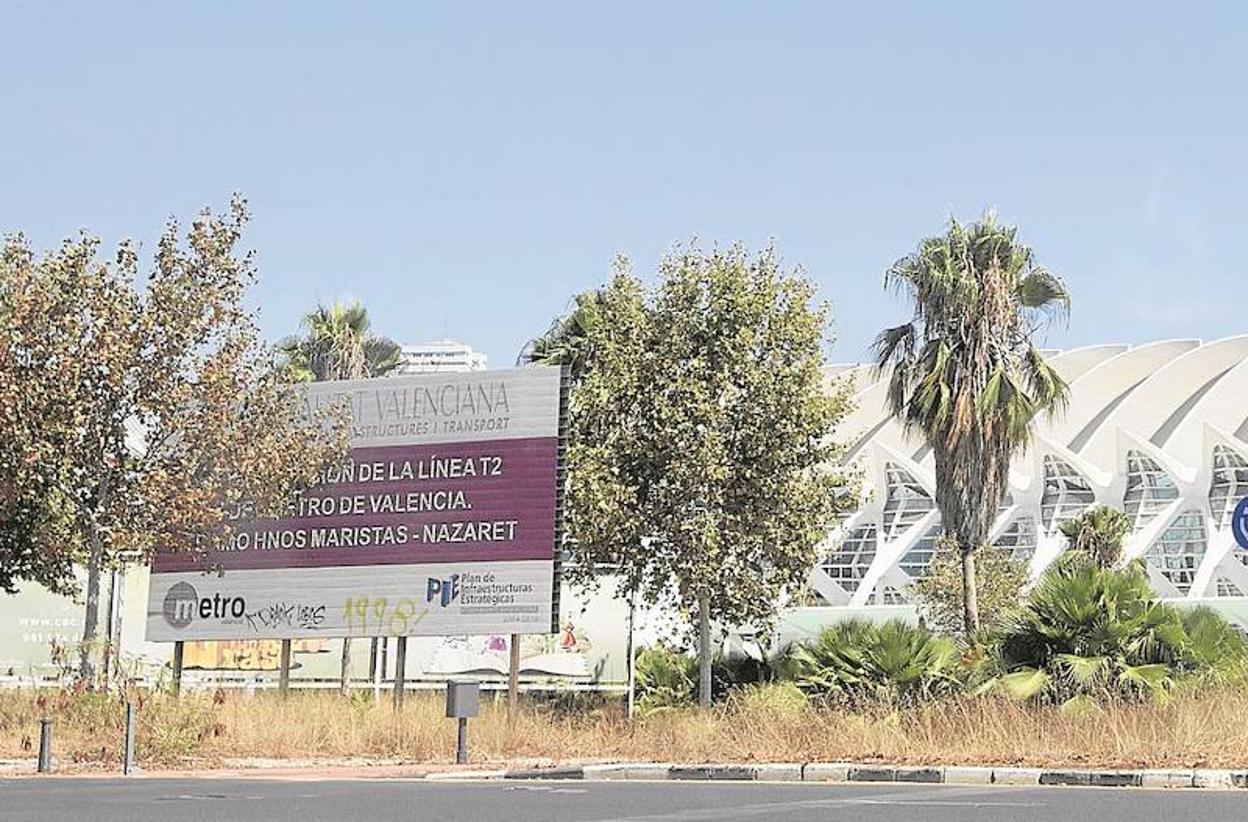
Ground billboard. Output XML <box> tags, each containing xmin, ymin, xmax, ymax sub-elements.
<box><xmin>146</xmin><ymin>367</ymin><xmax>565</xmax><ymax>642</ymax></box>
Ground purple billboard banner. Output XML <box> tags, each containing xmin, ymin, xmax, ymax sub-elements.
<box><xmin>154</xmin><ymin>436</ymin><xmax>558</xmax><ymax>573</ymax></box>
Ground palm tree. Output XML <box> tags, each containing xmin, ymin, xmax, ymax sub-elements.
<box><xmin>278</xmin><ymin>301</ymin><xmax>402</xmax><ymax>382</ymax></box>
<box><xmin>1059</xmin><ymin>506</ymin><xmax>1131</xmax><ymax>569</ymax></box>
<box><xmin>278</xmin><ymin>300</ymin><xmax>401</xmax><ymax>695</ymax></box>
<box><xmin>875</xmin><ymin>214</ymin><xmax>1070</xmax><ymax>634</ymax></box>
<box><xmin>518</xmin><ymin>289</ymin><xmax>603</xmax><ymax>383</ymax></box>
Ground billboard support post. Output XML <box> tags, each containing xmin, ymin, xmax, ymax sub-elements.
<box><xmin>393</xmin><ymin>636</ymin><xmax>408</xmax><ymax>710</ymax></box>
<box><xmin>370</xmin><ymin>638</ymin><xmax>382</xmax><ymax>702</ymax></box>
<box><xmin>339</xmin><ymin>638</ymin><xmax>352</xmax><ymax>696</ymax></box>
<box><xmin>122</xmin><ymin>701</ymin><xmax>136</xmax><ymax>775</ymax></box>
<box><xmin>170</xmin><ymin>641</ymin><xmax>184</xmax><ymax>697</ymax></box>
<box><xmin>278</xmin><ymin>639</ymin><xmax>292</xmax><ymax>698</ymax></box>
<box><xmin>507</xmin><ymin>633</ymin><xmax>520</xmax><ymax>720</ymax></box>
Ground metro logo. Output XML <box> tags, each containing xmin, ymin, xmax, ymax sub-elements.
<box><xmin>163</xmin><ymin>582</ymin><xmax>198</xmax><ymax>628</ymax></box>
<box><xmin>426</xmin><ymin>574</ymin><xmax>461</xmax><ymax>607</ymax></box>
<box><xmin>1233</xmin><ymin>497</ymin><xmax>1248</xmax><ymax>551</ymax></box>
<box><xmin>160</xmin><ymin>582</ymin><xmax>248</xmax><ymax>629</ymax></box>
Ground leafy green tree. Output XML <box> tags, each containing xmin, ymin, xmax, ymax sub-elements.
<box><xmin>1058</xmin><ymin>506</ymin><xmax>1131</xmax><ymax>569</ymax></box>
<box><xmin>875</xmin><ymin>215</ymin><xmax>1070</xmax><ymax>634</ymax></box>
<box><xmin>785</xmin><ymin>619</ymin><xmax>961</xmax><ymax>706</ymax></box>
<box><xmin>277</xmin><ymin>301</ymin><xmax>402</xmax><ymax>382</ymax></box>
<box><xmin>278</xmin><ymin>299</ymin><xmax>401</xmax><ymax>694</ymax></box>
<box><xmin>0</xmin><ymin>198</ymin><xmax>347</xmax><ymax>682</ymax></box>
<box><xmin>912</xmin><ymin>537</ymin><xmax>1029</xmax><ymax>634</ymax></box>
<box><xmin>989</xmin><ymin>554</ymin><xmax>1246</xmax><ymax>711</ymax></box>
<box><xmin>566</xmin><ymin>245</ymin><xmax>855</xmax><ymax>707</ymax></box>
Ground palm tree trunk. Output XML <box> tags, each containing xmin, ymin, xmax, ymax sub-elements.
<box><xmin>961</xmin><ymin>548</ymin><xmax>980</xmax><ymax>635</ymax></box>
<box><xmin>697</xmin><ymin>593</ymin><xmax>712</xmax><ymax>709</ymax></box>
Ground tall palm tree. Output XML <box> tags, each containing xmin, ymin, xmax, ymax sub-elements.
<box><xmin>518</xmin><ymin>289</ymin><xmax>603</xmax><ymax>383</ymax></box>
<box><xmin>278</xmin><ymin>300</ymin><xmax>401</xmax><ymax>694</ymax></box>
<box><xmin>875</xmin><ymin>215</ymin><xmax>1070</xmax><ymax>634</ymax></box>
<box><xmin>278</xmin><ymin>301</ymin><xmax>402</xmax><ymax>382</ymax></box>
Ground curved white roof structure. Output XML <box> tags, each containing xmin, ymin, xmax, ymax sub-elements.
<box><xmin>811</xmin><ymin>337</ymin><xmax>1248</xmax><ymax>607</ymax></box>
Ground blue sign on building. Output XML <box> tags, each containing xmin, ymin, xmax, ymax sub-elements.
<box><xmin>1234</xmin><ymin>497</ymin><xmax>1248</xmax><ymax>551</ymax></box>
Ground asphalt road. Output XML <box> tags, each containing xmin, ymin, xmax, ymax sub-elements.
<box><xmin>4</xmin><ymin>778</ymin><xmax>1247</xmax><ymax>822</ymax></box>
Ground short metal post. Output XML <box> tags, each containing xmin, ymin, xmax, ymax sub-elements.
<box><xmin>278</xmin><ymin>639</ymin><xmax>292</xmax><ymax>698</ymax></box>
<box><xmin>37</xmin><ymin>718</ymin><xmax>51</xmax><ymax>773</ymax></box>
<box><xmin>171</xmin><ymin>641</ymin><xmax>185</xmax><ymax>697</ymax></box>
<box><xmin>456</xmin><ymin>717</ymin><xmax>468</xmax><ymax>765</ymax></box>
<box><xmin>393</xmin><ymin>636</ymin><xmax>407</xmax><ymax>710</ymax></box>
<box><xmin>123</xmin><ymin>701</ymin><xmax>136</xmax><ymax>775</ymax></box>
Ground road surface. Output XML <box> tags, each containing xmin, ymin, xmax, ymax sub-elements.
<box><xmin>3</xmin><ymin>777</ymin><xmax>1246</xmax><ymax>821</ymax></box>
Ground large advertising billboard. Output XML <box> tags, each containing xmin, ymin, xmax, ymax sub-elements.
<box><xmin>146</xmin><ymin>367</ymin><xmax>565</xmax><ymax>642</ymax></box>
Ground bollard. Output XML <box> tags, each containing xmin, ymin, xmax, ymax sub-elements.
<box><xmin>37</xmin><ymin>718</ymin><xmax>51</xmax><ymax>773</ymax></box>
<box><xmin>123</xmin><ymin>701</ymin><xmax>136</xmax><ymax>775</ymax></box>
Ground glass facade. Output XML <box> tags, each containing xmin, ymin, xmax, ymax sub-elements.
<box><xmin>993</xmin><ymin>515</ymin><xmax>1038</xmax><ymax>563</ymax></box>
<box><xmin>898</xmin><ymin>525</ymin><xmax>943</xmax><ymax>580</ymax></box>
<box><xmin>821</xmin><ymin>525</ymin><xmax>877</xmax><ymax>593</ymax></box>
<box><xmin>1040</xmin><ymin>456</ymin><xmax>1096</xmax><ymax>534</ymax></box>
<box><xmin>882</xmin><ymin>463</ymin><xmax>934</xmax><ymax>540</ymax></box>
<box><xmin>1144</xmin><ymin>510</ymin><xmax>1208</xmax><ymax>593</ymax></box>
<box><xmin>1123</xmin><ymin>450</ymin><xmax>1179</xmax><ymax>531</ymax></box>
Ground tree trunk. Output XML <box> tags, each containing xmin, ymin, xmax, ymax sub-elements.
<box><xmin>339</xmin><ymin>637</ymin><xmax>352</xmax><ymax>696</ymax></box>
<box><xmin>961</xmin><ymin>548</ymin><xmax>980</xmax><ymax>635</ymax></box>
<box><xmin>697</xmin><ymin>593</ymin><xmax>712</xmax><ymax>709</ymax></box>
<box><xmin>80</xmin><ymin>529</ymin><xmax>104</xmax><ymax>684</ymax></box>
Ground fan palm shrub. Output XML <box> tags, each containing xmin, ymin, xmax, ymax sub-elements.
<box><xmin>634</xmin><ymin>644</ymin><xmax>697</xmax><ymax>714</ymax></box>
<box><xmin>988</xmin><ymin>554</ymin><xmax>1247</xmax><ymax>711</ymax></box>
<box><xmin>786</xmin><ymin>619</ymin><xmax>961</xmax><ymax>706</ymax></box>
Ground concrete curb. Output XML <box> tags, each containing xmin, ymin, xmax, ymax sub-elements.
<box><xmin>443</xmin><ymin>762</ymin><xmax>1248</xmax><ymax>790</ymax></box>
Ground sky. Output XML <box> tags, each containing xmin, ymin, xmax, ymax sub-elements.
<box><xmin>2</xmin><ymin>2</ymin><xmax>1245</xmax><ymax>367</ymax></box>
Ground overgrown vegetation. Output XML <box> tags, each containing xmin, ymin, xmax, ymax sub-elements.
<box><xmin>5</xmin><ymin>684</ymin><xmax>1248</xmax><ymax>771</ymax></box>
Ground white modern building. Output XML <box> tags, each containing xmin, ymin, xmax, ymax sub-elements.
<box><xmin>393</xmin><ymin>339</ymin><xmax>487</xmax><ymax>374</ymax></box>
<box><xmin>809</xmin><ymin>336</ymin><xmax>1248</xmax><ymax>610</ymax></box>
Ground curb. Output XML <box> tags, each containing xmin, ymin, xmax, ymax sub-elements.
<box><xmin>434</xmin><ymin>762</ymin><xmax>1248</xmax><ymax>790</ymax></box>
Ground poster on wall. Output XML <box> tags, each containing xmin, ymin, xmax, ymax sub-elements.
<box><xmin>146</xmin><ymin>367</ymin><xmax>565</xmax><ymax>642</ymax></box>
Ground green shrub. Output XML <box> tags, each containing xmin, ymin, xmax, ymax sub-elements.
<box><xmin>988</xmin><ymin>554</ymin><xmax>1247</xmax><ymax>710</ymax></box>
<box><xmin>785</xmin><ymin>619</ymin><xmax>961</xmax><ymax>705</ymax></box>
<box><xmin>634</xmin><ymin>644</ymin><xmax>697</xmax><ymax>713</ymax></box>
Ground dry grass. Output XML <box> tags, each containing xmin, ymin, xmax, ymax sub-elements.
<box><xmin>2</xmin><ymin>684</ymin><xmax>1247</xmax><ymax>770</ymax></box>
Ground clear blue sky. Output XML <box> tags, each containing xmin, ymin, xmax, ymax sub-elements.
<box><xmin>2</xmin><ymin>2</ymin><xmax>1244</xmax><ymax>366</ymax></box>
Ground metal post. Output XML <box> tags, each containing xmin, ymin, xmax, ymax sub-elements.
<box><xmin>456</xmin><ymin>717</ymin><xmax>468</xmax><ymax>765</ymax></box>
<box><xmin>171</xmin><ymin>641</ymin><xmax>184</xmax><ymax>697</ymax></box>
<box><xmin>626</xmin><ymin>593</ymin><xmax>637</xmax><ymax>719</ymax></box>
<box><xmin>37</xmin><ymin>718</ymin><xmax>51</xmax><ymax>773</ymax></box>
<box><xmin>123</xmin><ymin>701</ymin><xmax>136</xmax><ymax>775</ymax></box>
<box><xmin>392</xmin><ymin>636</ymin><xmax>407</xmax><ymax>711</ymax></box>
<box><xmin>278</xmin><ymin>639</ymin><xmax>292</xmax><ymax>698</ymax></box>
<box><xmin>507</xmin><ymin>633</ymin><xmax>520</xmax><ymax>721</ymax></box>
<box><xmin>102</xmin><ymin>568</ymin><xmax>117</xmax><ymax>683</ymax></box>
<box><xmin>371</xmin><ymin>638</ymin><xmax>382</xmax><ymax>702</ymax></box>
